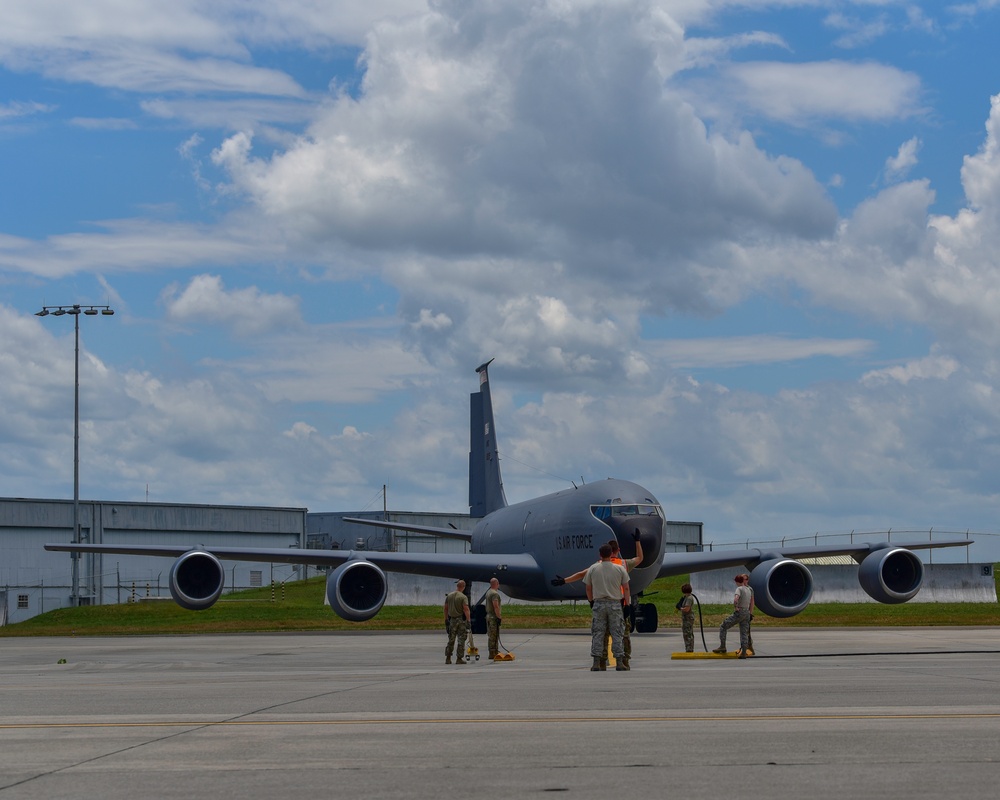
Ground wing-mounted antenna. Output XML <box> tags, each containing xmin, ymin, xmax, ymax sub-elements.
<box><xmin>469</xmin><ymin>359</ymin><xmax>508</xmax><ymax>516</ymax></box>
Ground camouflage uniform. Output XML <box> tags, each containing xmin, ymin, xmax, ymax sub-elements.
<box><xmin>484</xmin><ymin>585</ymin><xmax>502</xmax><ymax>660</ymax></box>
<box><xmin>590</xmin><ymin>600</ymin><xmax>625</xmax><ymax>660</ymax></box>
<box><xmin>679</xmin><ymin>594</ymin><xmax>695</xmax><ymax>652</ymax></box>
<box><xmin>608</xmin><ymin>550</ymin><xmax>640</xmax><ymax>668</ymax></box>
<box><xmin>584</xmin><ymin>559</ymin><xmax>629</xmax><ymax>665</ymax></box>
<box><xmin>719</xmin><ymin>584</ymin><xmax>753</xmax><ymax>653</ymax></box>
<box><xmin>444</xmin><ymin>588</ymin><xmax>470</xmax><ymax>663</ymax></box>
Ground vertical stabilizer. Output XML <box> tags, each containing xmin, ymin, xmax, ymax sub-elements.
<box><xmin>469</xmin><ymin>360</ymin><xmax>508</xmax><ymax>516</ymax></box>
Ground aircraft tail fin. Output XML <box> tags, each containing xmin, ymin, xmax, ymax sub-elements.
<box><xmin>469</xmin><ymin>359</ymin><xmax>508</xmax><ymax>516</ymax></box>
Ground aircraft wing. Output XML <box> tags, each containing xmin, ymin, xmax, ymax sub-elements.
<box><xmin>341</xmin><ymin>516</ymin><xmax>474</xmax><ymax>542</ymax></box>
<box><xmin>656</xmin><ymin>537</ymin><xmax>973</xmax><ymax>579</ymax></box>
<box><xmin>44</xmin><ymin>542</ymin><xmax>540</xmax><ymax>585</ymax></box>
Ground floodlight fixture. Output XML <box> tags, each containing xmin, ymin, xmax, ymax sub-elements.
<box><xmin>34</xmin><ymin>302</ymin><xmax>117</xmax><ymax>606</ymax></box>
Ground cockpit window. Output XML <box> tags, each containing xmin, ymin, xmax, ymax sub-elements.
<box><xmin>591</xmin><ymin>504</ymin><xmax>663</xmax><ymax>521</ymax></box>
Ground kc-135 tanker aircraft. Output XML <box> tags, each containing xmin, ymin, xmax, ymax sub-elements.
<box><xmin>47</xmin><ymin>361</ymin><xmax>970</xmax><ymax>630</ymax></box>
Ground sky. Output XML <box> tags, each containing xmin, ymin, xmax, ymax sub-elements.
<box><xmin>2</xmin><ymin>0</ymin><xmax>1000</xmax><ymax>562</ymax></box>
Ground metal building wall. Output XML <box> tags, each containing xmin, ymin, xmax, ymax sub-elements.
<box><xmin>0</xmin><ymin>497</ymin><xmax>307</xmax><ymax>625</ymax></box>
<box><xmin>664</xmin><ymin>521</ymin><xmax>704</xmax><ymax>552</ymax></box>
<box><xmin>307</xmin><ymin>511</ymin><xmax>474</xmax><ymax>554</ymax></box>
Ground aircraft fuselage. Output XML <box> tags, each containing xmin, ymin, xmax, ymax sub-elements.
<box><xmin>470</xmin><ymin>477</ymin><xmax>664</xmax><ymax>601</ymax></box>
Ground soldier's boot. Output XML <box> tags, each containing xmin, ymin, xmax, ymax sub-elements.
<box><xmin>615</xmin><ymin>662</ymin><xmax>628</xmax><ymax>671</ymax></box>
<box><xmin>620</xmin><ymin>656</ymin><xmax>630</xmax><ymax>670</ymax></box>
<box><xmin>455</xmin><ymin>657</ymin><xmax>467</xmax><ymax>665</ymax></box>
<box><xmin>738</xmin><ymin>649</ymin><xmax>746</xmax><ymax>659</ymax></box>
<box><xmin>599</xmin><ymin>659</ymin><xmax>607</xmax><ymax>671</ymax></box>
<box><xmin>590</xmin><ymin>658</ymin><xmax>602</xmax><ymax>671</ymax></box>
<box><xmin>445</xmin><ymin>657</ymin><xmax>452</xmax><ymax>664</ymax></box>
<box><xmin>712</xmin><ymin>646</ymin><xmax>727</xmax><ymax>654</ymax></box>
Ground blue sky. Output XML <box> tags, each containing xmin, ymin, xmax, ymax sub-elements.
<box><xmin>3</xmin><ymin>0</ymin><xmax>1000</xmax><ymax>561</ymax></box>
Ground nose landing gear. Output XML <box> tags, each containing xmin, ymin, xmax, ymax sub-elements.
<box><xmin>632</xmin><ymin>602</ymin><xmax>658</xmax><ymax>633</ymax></box>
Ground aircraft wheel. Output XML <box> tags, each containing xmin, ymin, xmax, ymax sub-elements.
<box><xmin>634</xmin><ymin>602</ymin><xmax>658</xmax><ymax>633</ymax></box>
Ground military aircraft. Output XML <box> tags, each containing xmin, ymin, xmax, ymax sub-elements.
<box><xmin>47</xmin><ymin>360</ymin><xmax>970</xmax><ymax>630</ymax></box>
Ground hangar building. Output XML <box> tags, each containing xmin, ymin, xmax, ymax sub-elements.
<box><xmin>1</xmin><ymin>496</ymin><xmax>704</xmax><ymax>625</ymax></box>
<box><xmin>0</xmin><ymin>497</ymin><xmax>306</xmax><ymax>625</ymax></box>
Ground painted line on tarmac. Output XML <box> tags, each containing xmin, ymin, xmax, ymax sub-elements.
<box><xmin>4</xmin><ymin>711</ymin><xmax>1000</xmax><ymax>730</ymax></box>
<box><xmin>724</xmin><ymin>649</ymin><xmax>1000</xmax><ymax>659</ymax></box>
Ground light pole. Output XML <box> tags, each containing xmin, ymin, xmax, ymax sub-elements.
<box><xmin>36</xmin><ymin>303</ymin><xmax>115</xmax><ymax>606</ymax></box>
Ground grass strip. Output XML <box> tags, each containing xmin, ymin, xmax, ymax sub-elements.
<box><xmin>2</xmin><ymin>571</ymin><xmax>997</xmax><ymax>637</ymax></box>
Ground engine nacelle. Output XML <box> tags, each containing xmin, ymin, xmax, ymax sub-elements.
<box><xmin>326</xmin><ymin>560</ymin><xmax>388</xmax><ymax>622</ymax></box>
<box><xmin>749</xmin><ymin>558</ymin><xmax>814</xmax><ymax>618</ymax></box>
<box><xmin>858</xmin><ymin>547</ymin><xmax>923</xmax><ymax>604</ymax></box>
<box><xmin>169</xmin><ymin>550</ymin><xmax>225</xmax><ymax>610</ymax></box>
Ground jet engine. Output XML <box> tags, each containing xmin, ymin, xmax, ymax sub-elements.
<box><xmin>858</xmin><ymin>547</ymin><xmax>923</xmax><ymax>604</ymax></box>
<box><xmin>326</xmin><ymin>560</ymin><xmax>388</xmax><ymax>622</ymax></box>
<box><xmin>748</xmin><ymin>558</ymin><xmax>814</xmax><ymax>618</ymax></box>
<box><xmin>169</xmin><ymin>550</ymin><xmax>225</xmax><ymax>610</ymax></box>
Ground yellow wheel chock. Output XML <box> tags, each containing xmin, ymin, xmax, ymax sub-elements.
<box><xmin>671</xmin><ymin>647</ymin><xmax>754</xmax><ymax>660</ymax></box>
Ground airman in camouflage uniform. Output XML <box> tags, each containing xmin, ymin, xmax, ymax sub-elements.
<box><xmin>583</xmin><ymin>543</ymin><xmax>630</xmax><ymax>671</ymax></box>
<box><xmin>484</xmin><ymin>577</ymin><xmax>503</xmax><ymax>660</ymax></box>
<box><xmin>444</xmin><ymin>580</ymin><xmax>471</xmax><ymax>664</ymax></box>
<box><xmin>714</xmin><ymin>574</ymin><xmax>754</xmax><ymax>658</ymax></box>
<box><xmin>678</xmin><ymin>583</ymin><xmax>695</xmax><ymax>652</ymax></box>
<box><xmin>608</xmin><ymin>534</ymin><xmax>642</xmax><ymax>669</ymax></box>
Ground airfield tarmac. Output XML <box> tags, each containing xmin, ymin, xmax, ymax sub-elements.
<box><xmin>2</xmin><ymin>627</ymin><xmax>999</xmax><ymax>799</ymax></box>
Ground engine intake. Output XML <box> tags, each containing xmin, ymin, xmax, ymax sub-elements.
<box><xmin>858</xmin><ymin>547</ymin><xmax>923</xmax><ymax>604</ymax></box>
<box><xmin>169</xmin><ymin>550</ymin><xmax>225</xmax><ymax>610</ymax></box>
<box><xmin>749</xmin><ymin>558</ymin><xmax>814</xmax><ymax>618</ymax></box>
<box><xmin>326</xmin><ymin>560</ymin><xmax>388</xmax><ymax>622</ymax></box>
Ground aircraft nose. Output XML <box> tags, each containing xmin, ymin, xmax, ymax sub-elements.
<box><xmin>609</xmin><ymin>516</ymin><xmax>662</xmax><ymax>569</ymax></box>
